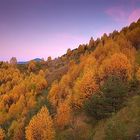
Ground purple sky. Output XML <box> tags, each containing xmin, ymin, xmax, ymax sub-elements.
<box><xmin>0</xmin><ymin>0</ymin><xmax>140</xmax><ymax>61</ymax></box>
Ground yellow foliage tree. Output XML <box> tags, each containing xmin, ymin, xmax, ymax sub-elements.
<box><xmin>88</xmin><ymin>37</ymin><xmax>95</xmax><ymax>49</ymax></box>
<box><xmin>99</xmin><ymin>53</ymin><xmax>132</xmax><ymax>81</ymax></box>
<box><xmin>26</xmin><ymin>95</ymin><xmax>36</xmax><ymax>110</ymax></box>
<box><xmin>8</xmin><ymin>119</ymin><xmax>25</xmax><ymax>140</ymax></box>
<box><xmin>67</xmin><ymin>48</ymin><xmax>72</xmax><ymax>56</ymax></box>
<box><xmin>48</xmin><ymin>81</ymin><xmax>60</xmax><ymax>107</ymax></box>
<box><xmin>93</xmin><ymin>39</ymin><xmax>120</xmax><ymax>64</ymax></box>
<box><xmin>73</xmin><ymin>70</ymin><xmax>99</xmax><ymax>108</ymax></box>
<box><xmin>28</xmin><ymin>73</ymin><xmax>48</xmax><ymax>93</ymax></box>
<box><xmin>55</xmin><ymin>101</ymin><xmax>72</xmax><ymax>129</ymax></box>
<box><xmin>10</xmin><ymin>57</ymin><xmax>17</xmax><ymax>66</ymax></box>
<box><xmin>26</xmin><ymin>106</ymin><xmax>55</xmax><ymax>140</ymax></box>
<box><xmin>0</xmin><ymin>128</ymin><xmax>5</xmax><ymax>140</ymax></box>
<box><xmin>28</xmin><ymin>61</ymin><xmax>36</xmax><ymax>72</ymax></box>
<box><xmin>78</xmin><ymin>44</ymin><xmax>85</xmax><ymax>53</ymax></box>
<box><xmin>48</xmin><ymin>78</ymin><xmax>72</xmax><ymax>109</ymax></box>
<box><xmin>116</xmin><ymin>33</ymin><xmax>136</xmax><ymax>65</ymax></box>
<box><xmin>8</xmin><ymin>95</ymin><xmax>25</xmax><ymax>119</ymax></box>
<box><xmin>136</xmin><ymin>67</ymin><xmax>140</xmax><ymax>81</ymax></box>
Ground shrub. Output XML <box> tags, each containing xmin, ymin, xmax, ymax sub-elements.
<box><xmin>105</xmin><ymin>119</ymin><xmax>128</xmax><ymax>140</ymax></box>
<box><xmin>84</xmin><ymin>76</ymin><xmax>128</xmax><ymax>120</ymax></box>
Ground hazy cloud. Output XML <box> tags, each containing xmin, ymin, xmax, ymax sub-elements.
<box><xmin>128</xmin><ymin>8</ymin><xmax>140</xmax><ymax>24</ymax></box>
<box><xmin>106</xmin><ymin>3</ymin><xmax>140</xmax><ymax>24</ymax></box>
<box><xmin>105</xmin><ymin>6</ymin><xmax>128</xmax><ymax>23</ymax></box>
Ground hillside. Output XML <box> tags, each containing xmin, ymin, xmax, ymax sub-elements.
<box><xmin>0</xmin><ymin>18</ymin><xmax>140</xmax><ymax>140</ymax></box>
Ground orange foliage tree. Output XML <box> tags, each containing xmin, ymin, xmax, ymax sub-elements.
<box><xmin>67</xmin><ymin>48</ymin><xmax>72</xmax><ymax>57</ymax></box>
<box><xmin>0</xmin><ymin>128</ymin><xmax>5</xmax><ymax>140</ymax></box>
<box><xmin>8</xmin><ymin>119</ymin><xmax>25</xmax><ymax>140</ymax></box>
<box><xmin>93</xmin><ymin>39</ymin><xmax>120</xmax><ymax>64</ymax></box>
<box><xmin>48</xmin><ymin>81</ymin><xmax>60</xmax><ymax>107</ymax></box>
<box><xmin>55</xmin><ymin>101</ymin><xmax>72</xmax><ymax>129</ymax></box>
<box><xmin>26</xmin><ymin>106</ymin><xmax>55</xmax><ymax>140</ymax></box>
<box><xmin>136</xmin><ymin>67</ymin><xmax>140</xmax><ymax>81</ymax></box>
<box><xmin>48</xmin><ymin>61</ymin><xmax>83</xmax><ymax>109</ymax></box>
<box><xmin>99</xmin><ymin>53</ymin><xmax>132</xmax><ymax>81</ymax></box>
<box><xmin>116</xmin><ymin>33</ymin><xmax>136</xmax><ymax>64</ymax></box>
<box><xmin>88</xmin><ymin>37</ymin><xmax>95</xmax><ymax>49</ymax></box>
<box><xmin>73</xmin><ymin>70</ymin><xmax>99</xmax><ymax>108</ymax></box>
<box><xmin>10</xmin><ymin>57</ymin><xmax>17</xmax><ymax>66</ymax></box>
<box><xmin>28</xmin><ymin>61</ymin><xmax>36</xmax><ymax>72</ymax></box>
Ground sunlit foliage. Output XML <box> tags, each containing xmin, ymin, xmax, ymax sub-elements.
<box><xmin>0</xmin><ymin>19</ymin><xmax>140</xmax><ymax>140</ymax></box>
<box><xmin>0</xmin><ymin>128</ymin><xmax>5</xmax><ymax>140</ymax></box>
<box><xmin>26</xmin><ymin>106</ymin><xmax>55</xmax><ymax>140</ymax></box>
<box><xmin>55</xmin><ymin>101</ymin><xmax>72</xmax><ymax>129</ymax></box>
<box><xmin>98</xmin><ymin>53</ymin><xmax>132</xmax><ymax>81</ymax></box>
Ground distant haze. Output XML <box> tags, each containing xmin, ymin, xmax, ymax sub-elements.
<box><xmin>0</xmin><ymin>0</ymin><xmax>140</xmax><ymax>61</ymax></box>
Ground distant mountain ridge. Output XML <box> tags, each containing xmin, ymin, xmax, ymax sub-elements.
<box><xmin>18</xmin><ymin>58</ymin><xmax>42</xmax><ymax>64</ymax></box>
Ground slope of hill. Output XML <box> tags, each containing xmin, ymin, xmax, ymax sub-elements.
<box><xmin>0</xmin><ymin>18</ymin><xmax>140</xmax><ymax>140</ymax></box>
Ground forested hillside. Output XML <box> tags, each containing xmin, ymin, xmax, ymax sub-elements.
<box><xmin>0</xmin><ymin>19</ymin><xmax>140</xmax><ymax>140</ymax></box>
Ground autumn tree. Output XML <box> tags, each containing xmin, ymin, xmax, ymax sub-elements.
<box><xmin>47</xmin><ymin>56</ymin><xmax>52</xmax><ymax>62</ymax></box>
<box><xmin>126</xmin><ymin>27</ymin><xmax>140</xmax><ymax>48</ymax></box>
<box><xmin>77</xmin><ymin>44</ymin><xmax>85</xmax><ymax>53</ymax></box>
<box><xmin>116</xmin><ymin>33</ymin><xmax>136</xmax><ymax>64</ymax></box>
<box><xmin>93</xmin><ymin>39</ymin><xmax>120</xmax><ymax>64</ymax></box>
<box><xmin>8</xmin><ymin>119</ymin><xmax>25</xmax><ymax>140</ymax></box>
<box><xmin>95</xmin><ymin>38</ymin><xmax>100</xmax><ymax>46</ymax></box>
<box><xmin>40</xmin><ymin>58</ymin><xmax>46</xmax><ymax>65</ymax></box>
<box><xmin>47</xmin><ymin>81</ymin><xmax>60</xmax><ymax>107</ymax></box>
<box><xmin>88</xmin><ymin>37</ymin><xmax>95</xmax><ymax>49</ymax></box>
<box><xmin>26</xmin><ymin>106</ymin><xmax>55</xmax><ymax>140</ymax></box>
<box><xmin>101</xmin><ymin>33</ymin><xmax>108</xmax><ymax>45</ymax></box>
<box><xmin>73</xmin><ymin>70</ymin><xmax>99</xmax><ymax>108</ymax></box>
<box><xmin>55</xmin><ymin>101</ymin><xmax>72</xmax><ymax>129</ymax></box>
<box><xmin>109</xmin><ymin>30</ymin><xmax>119</xmax><ymax>39</ymax></box>
<box><xmin>48</xmin><ymin>60</ymin><xmax>82</xmax><ymax>109</ymax></box>
<box><xmin>99</xmin><ymin>53</ymin><xmax>132</xmax><ymax>82</ymax></box>
<box><xmin>28</xmin><ymin>61</ymin><xmax>36</xmax><ymax>72</ymax></box>
<box><xmin>28</xmin><ymin>72</ymin><xmax>47</xmax><ymax>93</ymax></box>
<box><xmin>67</xmin><ymin>48</ymin><xmax>72</xmax><ymax>57</ymax></box>
<box><xmin>10</xmin><ymin>57</ymin><xmax>17</xmax><ymax>66</ymax></box>
<box><xmin>45</xmin><ymin>69</ymin><xmax>50</xmax><ymax>77</ymax></box>
<box><xmin>136</xmin><ymin>67</ymin><xmax>140</xmax><ymax>81</ymax></box>
<box><xmin>0</xmin><ymin>128</ymin><xmax>5</xmax><ymax>140</ymax></box>
<box><xmin>8</xmin><ymin>95</ymin><xmax>25</xmax><ymax>119</ymax></box>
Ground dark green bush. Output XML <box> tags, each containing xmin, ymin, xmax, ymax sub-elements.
<box><xmin>84</xmin><ymin>76</ymin><xmax>128</xmax><ymax>120</ymax></box>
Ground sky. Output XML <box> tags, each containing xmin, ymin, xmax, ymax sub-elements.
<box><xmin>0</xmin><ymin>0</ymin><xmax>140</xmax><ymax>61</ymax></box>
